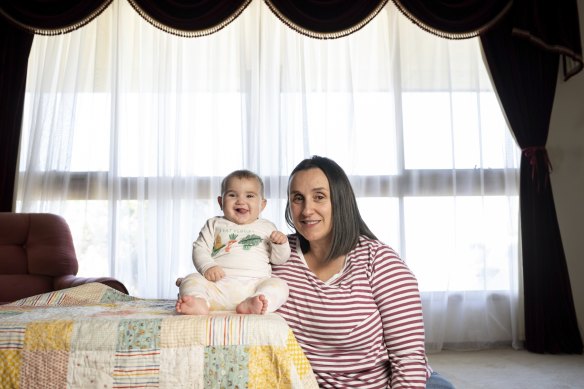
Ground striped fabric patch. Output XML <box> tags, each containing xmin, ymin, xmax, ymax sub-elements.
<box><xmin>114</xmin><ymin>319</ymin><xmax>162</xmax><ymax>388</ymax></box>
<box><xmin>0</xmin><ymin>324</ymin><xmax>26</xmax><ymax>350</ymax></box>
<box><xmin>10</xmin><ymin>290</ymin><xmax>67</xmax><ymax>306</ymax></box>
<box><xmin>206</xmin><ymin>315</ymin><xmax>247</xmax><ymax>346</ymax></box>
<box><xmin>113</xmin><ymin>348</ymin><xmax>161</xmax><ymax>388</ymax></box>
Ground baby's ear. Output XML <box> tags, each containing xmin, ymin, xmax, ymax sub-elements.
<box><xmin>217</xmin><ymin>196</ymin><xmax>223</xmax><ymax>210</ymax></box>
<box><xmin>261</xmin><ymin>198</ymin><xmax>267</xmax><ymax>211</ymax></box>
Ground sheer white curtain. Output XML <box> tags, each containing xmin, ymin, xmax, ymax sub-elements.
<box><xmin>17</xmin><ymin>0</ymin><xmax>520</xmax><ymax>351</ymax></box>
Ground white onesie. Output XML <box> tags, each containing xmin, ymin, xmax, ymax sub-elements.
<box><xmin>179</xmin><ymin>216</ymin><xmax>290</xmax><ymax>312</ymax></box>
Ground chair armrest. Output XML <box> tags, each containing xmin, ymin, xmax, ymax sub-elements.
<box><xmin>54</xmin><ymin>275</ymin><xmax>129</xmax><ymax>295</ymax></box>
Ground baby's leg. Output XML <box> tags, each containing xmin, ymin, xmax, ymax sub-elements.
<box><xmin>236</xmin><ymin>294</ymin><xmax>268</xmax><ymax>314</ymax></box>
<box><xmin>176</xmin><ymin>295</ymin><xmax>209</xmax><ymax>315</ymax></box>
<box><xmin>176</xmin><ymin>273</ymin><xmax>211</xmax><ymax>315</ymax></box>
<box><xmin>254</xmin><ymin>277</ymin><xmax>289</xmax><ymax>313</ymax></box>
<box><xmin>236</xmin><ymin>277</ymin><xmax>289</xmax><ymax>314</ymax></box>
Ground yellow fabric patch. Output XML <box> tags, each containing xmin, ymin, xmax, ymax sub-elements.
<box><xmin>286</xmin><ymin>330</ymin><xmax>312</xmax><ymax>378</ymax></box>
<box><xmin>0</xmin><ymin>350</ymin><xmax>21</xmax><ymax>388</ymax></box>
<box><xmin>25</xmin><ymin>321</ymin><xmax>73</xmax><ymax>351</ymax></box>
<box><xmin>248</xmin><ymin>345</ymin><xmax>291</xmax><ymax>388</ymax></box>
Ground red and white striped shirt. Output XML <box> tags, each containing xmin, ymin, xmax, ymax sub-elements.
<box><xmin>273</xmin><ymin>235</ymin><xmax>430</xmax><ymax>388</ymax></box>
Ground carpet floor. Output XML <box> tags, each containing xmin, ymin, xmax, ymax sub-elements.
<box><xmin>427</xmin><ymin>347</ymin><xmax>584</xmax><ymax>389</ymax></box>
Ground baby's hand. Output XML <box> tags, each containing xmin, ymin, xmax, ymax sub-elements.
<box><xmin>204</xmin><ymin>266</ymin><xmax>225</xmax><ymax>282</ymax></box>
<box><xmin>270</xmin><ymin>231</ymin><xmax>288</xmax><ymax>245</ymax></box>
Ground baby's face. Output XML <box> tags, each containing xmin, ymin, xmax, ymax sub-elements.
<box><xmin>219</xmin><ymin>177</ymin><xmax>266</xmax><ymax>225</ymax></box>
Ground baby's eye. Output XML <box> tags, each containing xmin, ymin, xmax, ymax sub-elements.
<box><xmin>227</xmin><ymin>193</ymin><xmax>236</xmax><ymax>197</ymax></box>
<box><xmin>247</xmin><ymin>194</ymin><xmax>256</xmax><ymax>198</ymax></box>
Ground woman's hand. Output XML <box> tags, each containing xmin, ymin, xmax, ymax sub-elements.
<box><xmin>270</xmin><ymin>231</ymin><xmax>289</xmax><ymax>245</ymax></box>
<box><xmin>204</xmin><ymin>266</ymin><xmax>225</xmax><ymax>281</ymax></box>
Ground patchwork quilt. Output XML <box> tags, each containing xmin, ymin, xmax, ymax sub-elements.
<box><xmin>0</xmin><ymin>283</ymin><xmax>318</xmax><ymax>388</ymax></box>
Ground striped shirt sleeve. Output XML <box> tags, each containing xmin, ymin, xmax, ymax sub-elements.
<box><xmin>368</xmin><ymin>243</ymin><xmax>429</xmax><ymax>388</ymax></box>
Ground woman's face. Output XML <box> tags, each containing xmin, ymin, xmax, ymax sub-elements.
<box><xmin>288</xmin><ymin>168</ymin><xmax>333</xmax><ymax>248</ymax></box>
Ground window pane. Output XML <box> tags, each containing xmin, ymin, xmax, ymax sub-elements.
<box><xmin>357</xmin><ymin>197</ymin><xmax>401</xmax><ymax>251</ymax></box>
<box><xmin>403</xmin><ymin>91</ymin><xmax>513</xmax><ymax>170</ymax></box>
<box><xmin>404</xmin><ymin>196</ymin><xmax>518</xmax><ymax>292</ymax></box>
<box><xmin>281</xmin><ymin>92</ymin><xmax>399</xmax><ymax>175</ymax></box>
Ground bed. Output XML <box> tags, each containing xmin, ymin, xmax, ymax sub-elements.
<box><xmin>0</xmin><ymin>283</ymin><xmax>318</xmax><ymax>388</ymax></box>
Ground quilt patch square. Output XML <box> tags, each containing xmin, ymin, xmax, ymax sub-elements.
<box><xmin>159</xmin><ymin>346</ymin><xmax>205</xmax><ymax>388</ymax></box>
<box><xmin>117</xmin><ymin>318</ymin><xmax>162</xmax><ymax>351</ymax></box>
<box><xmin>249</xmin><ymin>345</ymin><xmax>291</xmax><ymax>388</ymax></box>
<box><xmin>204</xmin><ymin>345</ymin><xmax>249</xmax><ymax>388</ymax></box>
<box><xmin>160</xmin><ymin>316</ymin><xmax>207</xmax><ymax>348</ymax></box>
<box><xmin>24</xmin><ymin>320</ymin><xmax>74</xmax><ymax>351</ymax></box>
<box><xmin>113</xmin><ymin>348</ymin><xmax>161</xmax><ymax>388</ymax></box>
<box><xmin>0</xmin><ymin>324</ymin><xmax>26</xmax><ymax>350</ymax></box>
<box><xmin>71</xmin><ymin>319</ymin><xmax>119</xmax><ymax>351</ymax></box>
<box><xmin>21</xmin><ymin>350</ymin><xmax>69</xmax><ymax>388</ymax></box>
<box><xmin>0</xmin><ymin>350</ymin><xmax>21</xmax><ymax>388</ymax></box>
<box><xmin>100</xmin><ymin>288</ymin><xmax>137</xmax><ymax>304</ymax></box>
<box><xmin>67</xmin><ymin>350</ymin><xmax>116</xmax><ymax>388</ymax></box>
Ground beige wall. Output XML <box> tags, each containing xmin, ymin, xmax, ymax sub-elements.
<box><xmin>548</xmin><ymin>2</ymin><xmax>584</xmax><ymax>337</ymax></box>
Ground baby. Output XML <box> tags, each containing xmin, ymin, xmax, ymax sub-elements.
<box><xmin>175</xmin><ymin>169</ymin><xmax>290</xmax><ymax>315</ymax></box>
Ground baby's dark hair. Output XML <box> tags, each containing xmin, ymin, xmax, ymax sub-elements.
<box><xmin>221</xmin><ymin>170</ymin><xmax>265</xmax><ymax>198</ymax></box>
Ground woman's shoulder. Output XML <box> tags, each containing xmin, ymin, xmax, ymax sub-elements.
<box><xmin>355</xmin><ymin>235</ymin><xmax>392</xmax><ymax>251</ymax></box>
<box><xmin>353</xmin><ymin>235</ymin><xmax>402</xmax><ymax>261</ymax></box>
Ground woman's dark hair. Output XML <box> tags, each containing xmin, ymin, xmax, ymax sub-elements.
<box><xmin>285</xmin><ymin>156</ymin><xmax>377</xmax><ymax>261</ymax></box>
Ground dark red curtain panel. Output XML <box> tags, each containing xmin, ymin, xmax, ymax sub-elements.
<box><xmin>264</xmin><ymin>0</ymin><xmax>389</xmax><ymax>38</ymax></box>
<box><xmin>127</xmin><ymin>0</ymin><xmax>252</xmax><ymax>37</ymax></box>
<box><xmin>481</xmin><ymin>11</ymin><xmax>583</xmax><ymax>354</ymax></box>
<box><xmin>0</xmin><ymin>17</ymin><xmax>33</xmax><ymax>212</ymax></box>
<box><xmin>391</xmin><ymin>0</ymin><xmax>512</xmax><ymax>38</ymax></box>
<box><xmin>0</xmin><ymin>0</ymin><xmax>112</xmax><ymax>34</ymax></box>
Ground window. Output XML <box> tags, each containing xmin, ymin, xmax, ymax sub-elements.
<box><xmin>18</xmin><ymin>0</ymin><xmax>519</xmax><ymax>299</ymax></box>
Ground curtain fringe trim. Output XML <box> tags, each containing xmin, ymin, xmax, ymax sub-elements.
<box><xmin>126</xmin><ymin>0</ymin><xmax>253</xmax><ymax>38</ymax></box>
<box><xmin>512</xmin><ymin>28</ymin><xmax>584</xmax><ymax>81</ymax></box>
<box><xmin>391</xmin><ymin>0</ymin><xmax>513</xmax><ymax>40</ymax></box>
<box><xmin>0</xmin><ymin>0</ymin><xmax>113</xmax><ymax>36</ymax></box>
<box><xmin>263</xmin><ymin>0</ymin><xmax>389</xmax><ymax>40</ymax></box>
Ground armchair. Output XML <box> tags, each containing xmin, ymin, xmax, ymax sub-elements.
<box><xmin>0</xmin><ymin>212</ymin><xmax>128</xmax><ymax>304</ymax></box>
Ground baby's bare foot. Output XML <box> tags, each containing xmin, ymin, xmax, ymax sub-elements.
<box><xmin>176</xmin><ymin>295</ymin><xmax>209</xmax><ymax>315</ymax></box>
<box><xmin>236</xmin><ymin>295</ymin><xmax>268</xmax><ymax>315</ymax></box>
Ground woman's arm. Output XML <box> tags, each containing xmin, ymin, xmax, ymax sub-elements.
<box><xmin>370</xmin><ymin>244</ymin><xmax>429</xmax><ymax>389</ymax></box>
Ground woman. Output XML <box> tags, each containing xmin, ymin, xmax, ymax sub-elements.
<box><xmin>272</xmin><ymin>156</ymin><xmax>454</xmax><ymax>389</ymax></box>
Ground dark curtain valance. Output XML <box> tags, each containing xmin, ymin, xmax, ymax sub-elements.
<box><xmin>1</xmin><ymin>0</ymin><xmax>582</xmax><ymax>80</ymax></box>
<box><xmin>127</xmin><ymin>0</ymin><xmax>252</xmax><ymax>37</ymax></box>
<box><xmin>509</xmin><ymin>0</ymin><xmax>583</xmax><ymax>80</ymax></box>
<box><xmin>393</xmin><ymin>0</ymin><xmax>582</xmax><ymax>81</ymax></box>
<box><xmin>0</xmin><ymin>0</ymin><xmax>112</xmax><ymax>35</ymax></box>
<box><xmin>264</xmin><ymin>0</ymin><xmax>388</xmax><ymax>39</ymax></box>
<box><xmin>392</xmin><ymin>0</ymin><xmax>512</xmax><ymax>39</ymax></box>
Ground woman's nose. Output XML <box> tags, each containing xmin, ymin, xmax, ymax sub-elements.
<box><xmin>301</xmin><ymin>201</ymin><xmax>313</xmax><ymax>216</ymax></box>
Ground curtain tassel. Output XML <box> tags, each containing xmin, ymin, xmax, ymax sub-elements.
<box><xmin>522</xmin><ymin>146</ymin><xmax>553</xmax><ymax>188</ymax></box>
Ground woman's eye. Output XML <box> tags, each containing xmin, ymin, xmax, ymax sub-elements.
<box><xmin>292</xmin><ymin>194</ymin><xmax>303</xmax><ymax>203</ymax></box>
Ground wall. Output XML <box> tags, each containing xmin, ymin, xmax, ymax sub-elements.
<box><xmin>547</xmin><ymin>2</ymin><xmax>584</xmax><ymax>339</ymax></box>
